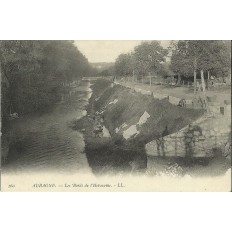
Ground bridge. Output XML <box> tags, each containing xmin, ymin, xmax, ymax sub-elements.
<box><xmin>82</xmin><ymin>76</ymin><xmax>113</xmax><ymax>81</ymax></box>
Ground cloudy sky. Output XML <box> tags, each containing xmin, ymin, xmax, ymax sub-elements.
<box><xmin>75</xmin><ymin>40</ymin><xmax>170</xmax><ymax>63</ymax></box>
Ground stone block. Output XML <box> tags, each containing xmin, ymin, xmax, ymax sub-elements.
<box><xmin>185</xmin><ymin>138</ymin><xmax>192</xmax><ymax>143</ymax></box>
<box><xmin>207</xmin><ymin>95</ymin><xmax>217</xmax><ymax>102</ymax></box>
<box><xmin>193</xmin><ymin>131</ymin><xmax>201</xmax><ymax>136</ymax></box>
<box><xmin>224</xmin><ymin>100</ymin><xmax>231</xmax><ymax>105</ymax></box>
<box><xmin>169</xmin><ymin>96</ymin><xmax>181</xmax><ymax>105</ymax></box>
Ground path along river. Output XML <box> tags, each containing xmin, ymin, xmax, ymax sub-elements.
<box><xmin>1</xmin><ymin>81</ymin><xmax>92</xmax><ymax>175</ymax></box>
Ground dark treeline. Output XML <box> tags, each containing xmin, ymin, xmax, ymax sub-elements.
<box><xmin>0</xmin><ymin>40</ymin><xmax>94</xmax><ymax>125</ymax></box>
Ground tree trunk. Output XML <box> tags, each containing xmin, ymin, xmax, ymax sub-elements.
<box><xmin>194</xmin><ymin>70</ymin><xmax>197</xmax><ymax>95</ymax></box>
<box><xmin>193</xmin><ymin>57</ymin><xmax>197</xmax><ymax>96</ymax></box>
<box><xmin>177</xmin><ymin>73</ymin><xmax>181</xmax><ymax>85</ymax></box>
<box><xmin>207</xmin><ymin>70</ymin><xmax>210</xmax><ymax>80</ymax></box>
<box><xmin>201</xmin><ymin>70</ymin><xmax>209</xmax><ymax>112</ymax></box>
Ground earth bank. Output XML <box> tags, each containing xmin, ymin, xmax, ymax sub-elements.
<box><xmin>73</xmin><ymin>79</ymin><xmax>229</xmax><ymax>176</ymax></box>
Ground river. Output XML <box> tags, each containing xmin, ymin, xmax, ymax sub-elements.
<box><xmin>1</xmin><ymin>81</ymin><xmax>92</xmax><ymax>175</ymax></box>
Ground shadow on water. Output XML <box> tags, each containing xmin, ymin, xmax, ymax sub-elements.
<box><xmin>84</xmin><ymin>142</ymin><xmax>147</xmax><ymax>175</ymax></box>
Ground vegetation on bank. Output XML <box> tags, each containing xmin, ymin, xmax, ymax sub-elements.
<box><xmin>0</xmin><ymin>40</ymin><xmax>94</xmax><ymax>127</ymax></box>
<box><xmin>73</xmin><ymin>80</ymin><xmax>147</xmax><ymax>174</ymax></box>
<box><xmin>92</xmin><ymin>80</ymin><xmax>203</xmax><ymax>145</ymax></box>
<box><xmin>73</xmin><ymin>79</ymin><xmax>204</xmax><ymax>174</ymax></box>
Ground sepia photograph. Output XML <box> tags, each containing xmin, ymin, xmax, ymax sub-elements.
<box><xmin>0</xmin><ymin>40</ymin><xmax>231</xmax><ymax>191</ymax></box>
<box><xmin>1</xmin><ymin>2</ymin><xmax>232</xmax><ymax>232</ymax></box>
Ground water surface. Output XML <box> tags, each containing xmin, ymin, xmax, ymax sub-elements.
<box><xmin>2</xmin><ymin>81</ymin><xmax>92</xmax><ymax>174</ymax></box>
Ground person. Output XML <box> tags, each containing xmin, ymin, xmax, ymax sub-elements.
<box><xmin>210</xmin><ymin>75</ymin><xmax>215</xmax><ymax>88</ymax></box>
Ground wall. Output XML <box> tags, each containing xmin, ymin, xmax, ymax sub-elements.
<box><xmin>115</xmin><ymin>81</ymin><xmax>231</xmax><ymax>158</ymax></box>
<box><xmin>145</xmin><ymin>113</ymin><xmax>231</xmax><ymax>158</ymax></box>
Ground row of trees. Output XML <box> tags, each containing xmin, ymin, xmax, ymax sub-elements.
<box><xmin>114</xmin><ymin>41</ymin><xmax>168</xmax><ymax>82</ymax></box>
<box><xmin>0</xmin><ymin>40</ymin><xmax>93</xmax><ymax>124</ymax></box>
<box><xmin>114</xmin><ymin>40</ymin><xmax>231</xmax><ymax>84</ymax></box>
<box><xmin>170</xmin><ymin>40</ymin><xmax>231</xmax><ymax>84</ymax></box>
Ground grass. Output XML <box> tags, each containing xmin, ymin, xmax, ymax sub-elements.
<box><xmin>72</xmin><ymin>79</ymin><xmax>230</xmax><ymax>176</ymax></box>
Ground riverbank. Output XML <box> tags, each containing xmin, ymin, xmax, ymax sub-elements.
<box><xmin>73</xmin><ymin>79</ymin><xmax>230</xmax><ymax>176</ymax></box>
<box><xmin>73</xmin><ymin>80</ymin><xmax>147</xmax><ymax>175</ymax></box>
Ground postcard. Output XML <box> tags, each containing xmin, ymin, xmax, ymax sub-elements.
<box><xmin>1</xmin><ymin>40</ymin><xmax>231</xmax><ymax>191</ymax></box>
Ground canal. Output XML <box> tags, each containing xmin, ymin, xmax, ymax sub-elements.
<box><xmin>1</xmin><ymin>81</ymin><xmax>92</xmax><ymax>175</ymax></box>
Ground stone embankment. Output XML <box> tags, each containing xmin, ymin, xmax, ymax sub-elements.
<box><xmin>145</xmin><ymin>113</ymin><xmax>231</xmax><ymax>158</ymax></box>
<box><xmin>115</xmin><ymin>81</ymin><xmax>231</xmax><ymax>159</ymax></box>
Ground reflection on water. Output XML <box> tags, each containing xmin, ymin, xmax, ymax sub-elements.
<box><xmin>2</xmin><ymin>81</ymin><xmax>92</xmax><ymax>174</ymax></box>
<box><xmin>1</xmin><ymin>80</ymin><xmax>147</xmax><ymax>176</ymax></box>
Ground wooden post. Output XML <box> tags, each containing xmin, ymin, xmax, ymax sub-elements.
<box><xmin>201</xmin><ymin>70</ymin><xmax>209</xmax><ymax>112</ymax></box>
<box><xmin>149</xmin><ymin>72</ymin><xmax>152</xmax><ymax>87</ymax></box>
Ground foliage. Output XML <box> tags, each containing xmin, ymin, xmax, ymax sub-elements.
<box><xmin>114</xmin><ymin>41</ymin><xmax>168</xmax><ymax>78</ymax></box>
<box><xmin>133</xmin><ymin>41</ymin><xmax>168</xmax><ymax>77</ymax></box>
<box><xmin>170</xmin><ymin>40</ymin><xmax>231</xmax><ymax>78</ymax></box>
<box><xmin>114</xmin><ymin>53</ymin><xmax>133</xmax><ymax>77</ymax></box>
<box><xmin>158</xmin><ymin>62</ymin><xmax>175</xmax><ymax>77</ymax></box>
<box><xmin>0</xmin><ymin>40</ymin><xmax>92</xmax><ymax>122</ymax></box>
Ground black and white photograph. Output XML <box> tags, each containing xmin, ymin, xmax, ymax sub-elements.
<box><xmin>0</xmin><ymin>40</ymin><xmax>231</xmax><ymax>191</ymax></box>
<box><xmin>0</xmin><ymin>1</ymin><xmax>232</xmax><ymax>232</ymax></box>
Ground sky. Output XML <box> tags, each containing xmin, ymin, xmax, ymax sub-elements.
<box><xmin>74</xmin><ymin>40</ymin><xmax>170</xmax><ymax>63</ymax></box>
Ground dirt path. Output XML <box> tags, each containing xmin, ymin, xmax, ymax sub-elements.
<box><xmin>117</xmin><ymin>81</ymin><xmax>231</xmax><ymax>105</ymax></box>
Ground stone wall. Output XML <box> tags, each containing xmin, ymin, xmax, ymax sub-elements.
<box><xmin>145</xmin><ymin>113</ymin><xmax>231</xmax><ymax>158</ymax></box>
<box><xmin>116</xmin><ymin>81</ymin><xmax>231</xmax><ymax>158</ymax></box>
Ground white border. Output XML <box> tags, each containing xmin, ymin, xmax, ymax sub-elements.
<box><xmin>1</xmin><ymin>0</ymin><xmax>232</xmax><ymax>39</ymax></box>
<box><xmin>1</xmin><ymin>0</ymin><xmax>231</xmax><ymax>232</ymax></box>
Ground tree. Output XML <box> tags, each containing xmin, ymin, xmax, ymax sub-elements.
<box><xmin>170</xmin><ymin>41</ymin><xmax>193</xmax><ymax>85</ymax></box>
<box><xmin>170</xmin><ymin>40</ymin><xmax>231</xmax><ymax>90</ymax></box>
<box><xmin>114</xmin><ymin>53</ymin><xmax>133</xmax><ymax>77</ymax></box>
<box><xmin>133</xmin><ymin>41</ymin><xmax>168</xmax><ymax>83</ymax></box>
<box><xmin>114</xmin><ymin>41</ymin><xmax>168</xmax><ymax>83</ymax></box>
<box><xmin>0</xmin><ymin>40</ymin><xmax>93</xmax><ymax>124</ymax></box>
